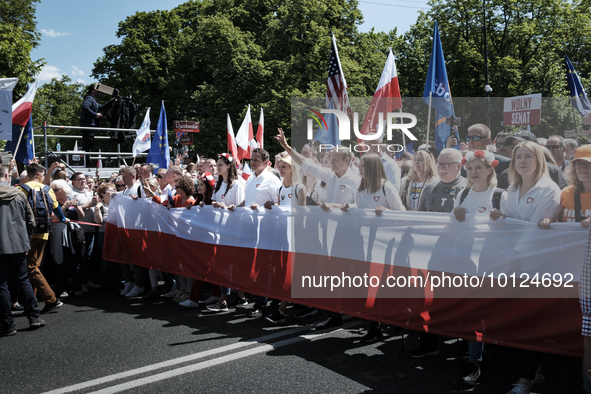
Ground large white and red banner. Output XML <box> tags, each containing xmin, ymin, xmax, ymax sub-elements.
<box><xmin>104</xmin><ymin>197</ymin><xmax>586</xmax><ymax>357</ymax></box>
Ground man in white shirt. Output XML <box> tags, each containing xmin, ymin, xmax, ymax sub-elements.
<box><xmin>232</xmin><ymin>149</ymin><xmax>281</xmax><ymax>209</ymax></box>
<box><xmin>120</xmin><ymin>166</ymin><xmax>141</xmax><ymax>197</ymax></box>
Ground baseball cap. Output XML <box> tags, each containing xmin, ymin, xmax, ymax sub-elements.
<box><xmin>572</xmin><ymin>145</ymin><xmax>591</xmax><ymax>163</ymax></box>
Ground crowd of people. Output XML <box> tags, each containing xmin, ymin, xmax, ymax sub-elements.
<box><xmin>1</xmin><ymin>123</ymin><xmax>590</xmax><ymax>394</ymax></box>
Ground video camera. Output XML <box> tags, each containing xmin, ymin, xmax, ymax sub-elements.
<box><xmin>93</xmin><ymin>83</ymin><xmax>119</xmax><ymax>98</ymax></box>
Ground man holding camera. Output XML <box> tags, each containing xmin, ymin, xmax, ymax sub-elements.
<box><xmin>79</xmin><ymin>84</ymin><xmax>114</xmax><ymax>152</ymax></box>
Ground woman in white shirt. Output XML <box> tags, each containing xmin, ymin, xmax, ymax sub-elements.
<box><xmin>453</xmin><ymin>150</ymin><xmax>500</xmax><ymax>222</ymax></box>
<box><xmin>490</xmin><ymin>141</ymin><xmax>560</xmax><ymax>394</ymax></box>
<box><xmin>399</xmin><ymin>150</ymin><xmax>438</xmax><ymax>211</ymax></box>
<box><xmin>212</xmin><ymin>154</ymin><xmax>245</xmax><ymax>208</ymax></box>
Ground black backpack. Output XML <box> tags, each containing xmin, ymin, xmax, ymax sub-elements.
<box><xmin>20</xmin><ymin>184</ymin><xmax>54</xmax><ymax>234</ymax></box>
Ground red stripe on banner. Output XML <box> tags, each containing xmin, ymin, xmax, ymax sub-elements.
<box><xmin>103</xmin><ymin>223</ymin><xmax>583</xmax><ymax>357</ymax></box>
<box><xmin>12</xmin><ymin>101</ymin><xmax>32</xmax><ymax>126</ymax></box>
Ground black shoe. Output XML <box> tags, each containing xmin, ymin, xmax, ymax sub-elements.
<box><xmin>248</xmin><ymin>306</ymin><xmax>264</xmax><ymax>318</ymax></box>
<box><xmin>265</xmin><ymin>310</ymin><xmax>286</xmax><ymax>324</ymax></box>
<box><xmin>362</xmin><ymin>326</ymin><xmax>384</xmax><ymax>343</ymax></box>
<box><xmin>294</xmin><ymin>306</ymin><xmax>318</xmax><ymax>319</ymax></box>
<box><xmin>29</xmin><ymin>317</ymin><xmax>46</xmax><ymax>329</ymax></box>
<box><xmin>11</xmin><ymin>303</ymin><xmax>24</xmax><ymax>311</ymax></box>
<box><xmin>141</xmin><ymin>290</ymin><xmax>160</xmax><ymax>300</ymax></box>
<box><xmin>409</xmin><ymin>346</ymin><xmax>439</xmax><ymax>358</ymax></box>
<box><xmin>460</xmin><ymin>363</ymin><xmax>481</xmax><ymax>386</ymax></box>
<box><xmin>40</xmin><ymin>300</ymin><xmax>63</xmax><ymax>314</ymax></box>
<box><xmin>312</xmin><ymin>314</ymin><xmax>342</xmax><ymax>330</ymax></box>
<box><xmin>0</xmin><ymin>326</ymin><xmax>16</xmax><ymax>337</ymax></box>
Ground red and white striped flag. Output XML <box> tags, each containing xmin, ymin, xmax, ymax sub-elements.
<box><xmin>12</xmin><ymin>80</ymin><xmax>38</xmax><ymax>127</ymax></box>
<box><xmin>235</xmin><ymin>105</ymin><xmax>253</xmax><ymax>160</ymax></box>
<box><xmin>227</xmin><ymin>114</ymin><xmax>238</xmax><ymax>159</ymax></box>
<box><xmin>359</xmin><ymin>48</ymin><xmax>402</xmax><ymax>142</ymax></box>
<box><xmin>241</xmin><ymin>162</ymin><xmax>252</xmax><ymax>180</ymax></box>
<box><xmin>326</xmin><ymin>34</ymin><xmax>351</xmax><ymax>117</ymax></box>
<box><xmin>255</xmin><ymin>107</ymin><xmax>264</xmax><ymax>149</ymax></box>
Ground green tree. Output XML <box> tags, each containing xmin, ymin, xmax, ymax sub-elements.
<box><xmin>0</xmin><ymin>0</ymin><xmax>44</xmax><ymax>96</ymax></box>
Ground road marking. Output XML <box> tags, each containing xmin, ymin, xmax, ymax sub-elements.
<box><xmin>88</xmin><ymin>324</ymin><xmax>358</xmax><ymax>394</ymax></box>
<box><xmin>40</xmin><ymin>327</ymin><xmax>308</xmax><ymax>394</ymax></box>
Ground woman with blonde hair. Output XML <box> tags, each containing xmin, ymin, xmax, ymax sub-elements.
<box><xmin>399</xmin><ymin>150</ymin><xmax>438</xmax><ymax>211</ymax></box>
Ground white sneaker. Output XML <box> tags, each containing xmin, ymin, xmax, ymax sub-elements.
<box><xmin>176</xmin><ymin>292</ymin><xmax>189</xmax><ymax>303</ymax></box>
<box><xmin>200</xmin><ymin>296</ymin><xmax>220</xmax><ymax>305</ymax></box>
<box><xmin>120</xmin><ymin>282</ymin><xmax>134</xmax><ymax>296</ymax></box>
<box><xmin>80</xmin><ymin>284</ymin><xmax>90</xmax><ymax>294</ymax></box>
<box><xmin>163</xmin><ymin>288</ymin><xmax>179</xmax><ymax>298</ymax></box>
<box><xmin>179</xmin><ymin>299</ymin><xmax>200</xmax><ymax>308</ymax></box>
<box><xmin>126</xmin><ymin>285</ymin><xmax>145</xmax><ymax>298</ymax></box>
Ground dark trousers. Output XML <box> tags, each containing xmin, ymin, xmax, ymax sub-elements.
<box><xmin>0</xmin><ymin>253</ymin><xmax>40</xmax><ymax>330</ymax></box>
<box><xmin>82</xmin><ymin>130</ymin><xmax>94</xmax><ymax>152</ymax></box>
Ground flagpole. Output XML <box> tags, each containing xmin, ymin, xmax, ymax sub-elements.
<box><xmin>11</xmin><ymin>126</ymin><xmax>26</xmax><ymax>160</ymax></box>
<box><xmin>426</xmin><ymin>91</ymin><xmax>432</xmax><ymax>148</ymax></box>
<box><xmin>398</xmin><ymin>108</ymin><xmax>407</xmax><ymax>152</ymax></box>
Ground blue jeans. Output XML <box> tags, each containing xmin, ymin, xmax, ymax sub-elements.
<box><xmin>0</xmin><ymin>253</ymin><xmax>40</xmax><ymax>330</ymax></box>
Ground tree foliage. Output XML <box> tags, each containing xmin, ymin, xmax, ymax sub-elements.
<box><xmin>0</xmin><ymin>0</ymin><xmax>44</xmax><ymax>97</ymax></box>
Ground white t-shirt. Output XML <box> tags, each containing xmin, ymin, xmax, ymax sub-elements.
<box><xmin>122</xmin><ymin>181</ymin><xmax>142</xmax><ymax>197</ymax></box>
<box><xmin>213</xmin><ymin>180</ymin><xmax>245</xmax><ymax>206</ymax></box>
<box><xmin>278</xmin><ymin>183</ymin><xmax>304</xmax><ymax>206</ymax></box>
<box><xmin>244</xmin><ymin>169</ymin><xmax>282</xmax><ymax>206</ymax></box>
<box><xmin>300</xmin><ymin>158</ymin><xmax>360</xmax><ymax>204</ymax></box>
<box><xmin>354</xmin><ymin>181</ymin><xmax>405</xmax><ymax>210</ymax></box>
<box><xmin>454</xmin><ymin>186</ymin><xmax>496</xmax><ymax>215</ymax></box>
<box><xmin>500</xmin><ymin>175</ymin><xmax>561</xmax><ymax>223</ymax></box>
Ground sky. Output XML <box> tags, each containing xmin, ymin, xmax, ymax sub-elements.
<box><xmin>30</xmin><ymin>0</ymin><xmax>429</xmax><ymax>85</ymax></box>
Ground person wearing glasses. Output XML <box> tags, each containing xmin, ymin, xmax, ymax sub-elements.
<box><xmin>494</xmin><ymin>132</ymin><xmax>513</xmax><ymax>158</ymax></box>
<box><xmin>465</xmin><ymin>123</ymin><xmax>510</xmax><ymax>176</ymax></box>
<box><xmin>412</xmin><ymin>148</ymin><xmax>467</xmax><ymax>358</ymax></box>
<box><xmin>114</xmin><ymin>176</ymin><xmax>126</xmax><ymax>192</ymax></box>
<box><xmin>546</xmin><ymin>135</ymin><xmax>569</xmax><ymax>173</ymax></box>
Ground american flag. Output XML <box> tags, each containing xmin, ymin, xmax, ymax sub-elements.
<box><xmin>326</xmin><ymin>34</ymin><xmax>351</xmax><ymax>117</ymax></box>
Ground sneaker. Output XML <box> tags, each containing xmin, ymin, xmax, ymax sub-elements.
<box><xmin>0</xmin><ymin>326</ymin><xmax>16</xmax><ymax>337</ymax></box>
<box><xmin>294</xmin><ymin>306</ymin><xmax>318</xmax><ymax>319</ymax></box>
<box><xmin>247</xmin><ymin>306</ymin><xmax>264</xmax><ymax>318</ymax></box>
<box><xmin>233</xmin><ymin>298</ymin><xmax>249</xmax><ymax>307</ymax></box>
<box><xmin>179</xmin><ymin>299</ymin><xmax>200</xmax><ymax>308</ymax></box>
<box><xmin>207</xmin><ymin>301</ymin><xmax>229</xmax><ymax>312</ymax></box>
<box><xmin>29</xmin><ymin>317</ymin><xmax>46</xmax><ymax>329</ymax></box>
<box><xmin>507</xmin><ymin>383</ymin><xmax>529</xmax><ymax>394</ymax></box>
<box><xmin>125</xmin><ymin>285</ymin><xmax>145</xmax><ymax>298</ymax></box>
<box><xmin>265</xmin><ymin>310</ymin><xmax>286</xmax><ymax>324</ymax></box>
<box><xmin>200</xmin><ymin>295</ymin><xmax>220</xmax><ymax>305</ymax></box>
<box><xmin>58</xmin><ymin>291</ymin><xmax>69</xmax><ymax>299</ymax></box>
<box><xmin>176</xmin><ymin>292</ymin><xmax>189</xmax><ymax>303</ymax></box>
<box><xmin>361</xmin><ymin>326</ymin><xmax>384</xmax><ymax>343</ymax></box>
<box><xmin>80</xmin><ymin>284</ymin><xmax>90</xmax><ymax>294</ymax></box>
<box><xmin>409</xmin><ymin>346</ymin><xmax>440</xmax><ymax>358</ymax></box>
<box><xmin>461</xmin><ymin>363</ymin><xmax>481</xmax><ymax>386</ymax></box>
<box><xmin>312</xmin><ymin>314</ymin><xmax>343</xmax><ymax>330</ymax></box>
<box><xmin>120</xmin><ymin>282</ymin><xmax>134</xmax><ymax>296</ymax></box>
<box><xmin>163</xmin><ymin>288</ymin><xmax>179</xmax><ymax>298</ymax></box>
<box><xmin>41</xmin><ymin>300</ymin><xmax>63</xmax><ymax>314</ymax></box>
<box><xmin>173</xmin><ymin>290</ymin><xmax>186</xmax><ymax>303</ymax></box>
<box><xmin>161</xmin><ymin>279</ymin><xmax>175</xmax><ymax>295</ymax></box>
<box><xmin>532</xmin><ymin>373</ymin><xmax>545</xmax><ymax>386</ymax></box>
<box><xmin>11</xmin><ymin>303</ymin><xmax>24</xmax><ymax>311</ymax></box>
<box><xmin>141</xmin><ymin>290</ymin><xmax>160</xmax><ymax>300</ymax></box>
<box><xmin>86</xmin><ymin>280</ymin><xmax>101</xmax><ymax>290</ymax></box>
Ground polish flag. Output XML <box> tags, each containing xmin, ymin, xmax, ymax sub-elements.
<box><xmin>12</xmin><ymin>80</ymin><xmax>39</xmax><ymax>127</ymax></box>
<box><xmin>235</xmin><ymin>105</ymin><xmax>253</xmax><ymax>160</ymax></box>
<box><xmin>227</xmin><ymin>114</ymin><xmax>238</xmax><ymax>159</ymax></box>
<box><xmin>255</xmin><ymin>107</ymin><xmax>264</xmax><ymax>149</ymax></box>
<box><xmin>241</xmin><ymin>162</ymin><xmax>252</xmax><ymax>181</ymax></box>
<box><xmin>359</xmin><ymin>49</ymin><xmax>402</xmax><ymax>142</ymax></box>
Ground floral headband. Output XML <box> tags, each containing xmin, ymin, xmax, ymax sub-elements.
<box><xmin>461</xmin><ymin>150</ymin><xmax>499</xmax><ymax>168</ymax></box>
<box><xmin>201</xmin><ymin>172</ymin><xmax>215</xmax><ymax>188</ymax></box>
<box><xmin>218</xmin><ymin>153</ymin><xmax>233</xmax><ymax>162</ymax></box>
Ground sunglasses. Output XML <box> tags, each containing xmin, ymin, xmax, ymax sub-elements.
<box><xmin>437</xmin><ymin>162</ymin><xmax>459</xmax><ymax>168</ymax></box>
<box><xmin>575</xmin><ymin>162</ymin><xmax>591</xmax><ymax>169</ymax></box>
<box><xmin>116</xmin><ymin>184</ymin><xmax>125</xmax><ymax>189</ymax></box>
<box><xmin>546</xmin><ymin>145</ymin><xmax>562</xmax><ymax>151</ymax></box>
<box><xmin>156</xmin><ymin>174</ymin><xmax>163</xmax><ymax>179</ymax></box>
<box><xmin>466</xmin><ymin>135</ymin><xmax>485</xmax><ymax>142</ymax></box>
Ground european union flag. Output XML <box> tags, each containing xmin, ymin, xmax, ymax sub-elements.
<box><xmin>5</xmin><ymin>113</ymin><xmax>34</xmax><ymax>164</ymax></box>
<box><xmin>565</xmin><ymin>54</ymin><xmax>591</xmax><ymax>116</ymax></box>
<box><xmin>146</xmin><ymin>101</ymin><xmax>170</xmax><ymax>172</ymax></box>
<box><xmin>422</xmin><ymin>21</ymin><xmax>459</xmax><ymax>152</ymax></box>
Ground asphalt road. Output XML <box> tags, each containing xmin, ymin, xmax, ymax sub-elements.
<box><xmin>1</xmin><ymin>288</ymin><xmax>584</xmax><ymax>394</ymax></box>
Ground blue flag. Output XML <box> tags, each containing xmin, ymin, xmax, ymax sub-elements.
<box><xmin>565</xmin><ymin>54</ymin><xmax>591</xmax><ymax>116</ymax></box>
<box><xmin>5</xmin><ymin>114</ymin><xmax>34</xmax><ymax>164</ymax></box>
<box><xmin>314</xmin><ymin>99</ymin><xmax>341</xmax><ymax>148</ymax></box>
<box><xmin>146</xmin><ymin>101</ymin><xmax>170</xmax><ymax>172</ymax></box>
<box><xmin>395</xmin><ymin>142</ymin><xmax>414</xmax><ymax>159</ymax></box>
<box><xmin>423</xmin><ymin>21</ymin><xmax>459</xmax><ymax>152</ymax></box>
